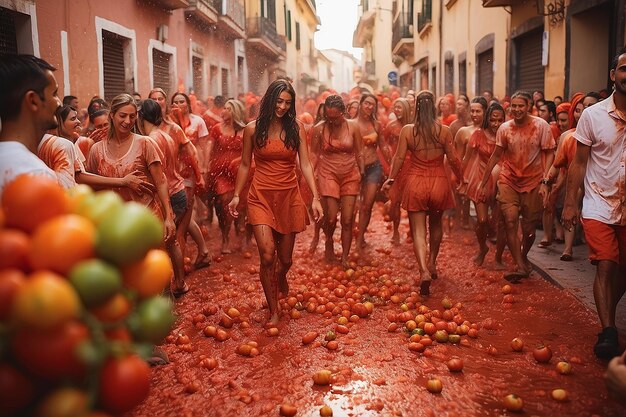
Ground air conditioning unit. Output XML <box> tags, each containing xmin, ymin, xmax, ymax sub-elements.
<box><xmin>157</xmin><ymin>24</ymin><xmax>169</xmax><ymax>42</ymax></box>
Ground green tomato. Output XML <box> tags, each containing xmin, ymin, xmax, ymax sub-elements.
<box><xmin>127</xmin><ymin>296</ymin><xmax>175</xmax><ymax>344</ymax></box>
<box><xmin>96</xmin><ymin>202</ymin><xmax>163</xmax><ymax>265</ymax></box>
<box><xmin>68</xmin><ymin>259</ymin><xmax>122</xmax><ymax>307</ymax></box>
<box><xmin>76</xmin><ymin>191</ymin><xmax>123</xmax><ymax>225</ymax></box>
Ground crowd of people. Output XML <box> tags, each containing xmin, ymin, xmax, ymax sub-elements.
<box><xmin>1</xmin><ymin>52</ymin><xmax>626</xmax><ymax>400</ymax></box>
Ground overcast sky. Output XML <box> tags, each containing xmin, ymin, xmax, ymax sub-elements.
<box><xmin>314</xmin><ymin>0</ymin><xmax>363</xmax><ymax>60</ymax></box>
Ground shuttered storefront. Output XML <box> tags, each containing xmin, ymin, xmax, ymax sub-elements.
<box><xmin>516</xmin><ymin>29</ymin><xmax>544</xmax><ymax>93</ymax></box>
<box><xmin>152</xmin><ymin>49</ymin><xmax>172</xmax><ymax>95</ymax></box>
<box><xmin>0</xmin><ymin>8</ymin><xmax>18</xmax><ymax>55</ymax></box>
<box><xmin>477</xmin><ymin>49</ymin><xmax>493</xmax><ymax>94</ymax></box>
<box><xmin>102</xmin><ymin>30</ymin><xmax>126</xmax><ymax>102</ymax></box>
<box><xmin>192</xmin><ymin>56</ymin><xmax>203</xmax><ymax>99</ymax></box>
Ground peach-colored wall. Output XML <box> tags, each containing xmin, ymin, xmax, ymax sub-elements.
<box><xmin>35</xmin><ymin>0</ymin><xmax>239</xmax><ymax>105</ymax></box>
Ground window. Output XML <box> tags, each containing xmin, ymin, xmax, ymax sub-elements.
<box><xmin>210</xmin><ymin>65</ymin><xmax>218</xmax><ymax>96</ymax></box>
<box><xmin>152</xmin><ymin>49</ymin><xmax>172</xmax><ymax>95</ymax></box>
<box><xmin>0</xmin><ymin>5</ymin><xmax>38</xmax><ymax>55</ymax></box>
<box><xmin>287</xmin><ymin>10</ymin><xmax>292</xmax><ymax>41</ymax></box>
<box><xmin>0</xmin><ymin>8</ymin><xmax>18</xmax><ymax>54</ymax></box>
<box><xmin>444</xmin><ymin>59</ymin><xmax>453</xmax><ymax>93</ymax></box>
<box><xmin>237</xmin><ymin>56</ymin><xmax>245</xmax><ymax>95</ymax></box>
<box><xmin>295</xmin><ymin>22</ymin><xmax>300</xmax><ymax>50</ymax></box>
<box><xmin>221</xmin><ymin>68</ymin><xmax>229</xmax><ymax>97</ymax></box>
<box><xmin>192</xmin><ymin>56</ymin><xmax>204</xmax><ymax>99</ymax></box>
<box><xmin>458</xmin><ymin>59</ymin><xmax>467</xmax><ymax>94</ymax></box>
<box><xmin>97</xmin><ymin>17</ymin><xmax>136</xmax><ymax>102</ymax></box>
<box><xmin>263</xmin><ymin>0</ymin><xmax>276</xmax><ymax>22</ymax></box>
<box><xmin>431</xmin><ymin>65</ymin><xmax>437</xmax><ymax>96</ymax></box>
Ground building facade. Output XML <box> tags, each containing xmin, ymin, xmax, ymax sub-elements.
<box><xmin>320</xmin><ymin>48</ymin><xmax>360</xmax><ymax>94</ymax></box>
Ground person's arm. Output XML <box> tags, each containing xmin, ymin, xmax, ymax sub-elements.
<box><xmin>605</xmin><ymin>352</ymin><xmax>626</xmax><ymax>406</ymax></box>
<box><xmin>148</xmin><ymin>162</ymin><xmax>176</xmax><ymax>243</ymax></box>
<box><xmin>440</xmin><ymin>126</ymin><xmax>463</xmax><ymax>181</ymax></box>
<box><xmin>350</xmin><ymin>120</ymin><xmax>365</xmax><ymax>176</ymax></box>
<box><xmin>310</xmin><ymin>122</ymin><xmax>323</xmax><ymax>157</ymax></box>
<box><xmin>76</xmin><ymin>170</ymin><xmax>156</xmax><ymax>194</ymax></box>
<box><xmin>381</xmin><ymin>125</ymin><xmax>409</xmax><ymax>192</ymax></box>
<box><xmin>461</xmin><ymin>142</ymin><xmax>476</xmax><ymax>176</ymax></box>
<box><xmin>296</xmin><ymin>121</ymin><xmax>323</xmax><ymax>222</ymax></box>
<box><xmin>227</xmin><ymin>123</ymin><xmax>255</xmax><ymax>218</ymax></box>
<box><xmin>561</xmin><ymin>142</ymin><xmax>590</xmax><ymax>230</ymax></box>
<box><xmin>377</xmin><ymin>121</ymin><xmax>392</xmax><ymax>164</ymax></box>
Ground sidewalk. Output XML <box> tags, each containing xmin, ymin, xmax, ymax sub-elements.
<box><xmin>527</xmin><ymin>229</ymin><xmax>626</xmax><ymax>335</ymax></box>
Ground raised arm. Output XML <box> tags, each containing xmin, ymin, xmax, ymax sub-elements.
<box><xmin>227</xmin><ymin>122</ymin><xmax>255</xmax><ymax>218</ymax></box>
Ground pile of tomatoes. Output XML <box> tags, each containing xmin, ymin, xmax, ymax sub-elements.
<box><xmin>0</xmin><ymin>175</ymin><xmax>175</xmax><ymax>417</ymax></box>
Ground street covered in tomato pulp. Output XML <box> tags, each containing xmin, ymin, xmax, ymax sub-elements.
<box><xmin>131</xmin><ymin>208</ymin><xmax>626</xmax><ymax>417</ymax></box>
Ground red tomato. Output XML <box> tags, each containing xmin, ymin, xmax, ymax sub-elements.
<box><xmin>446</xmin><ymin>357</ymin><xmax>464</xmax><ymax>372</ymax></box>
<box><xmin>533</xmin><ymin>345</ymin><xmax>553</xmax><ymax>363</ymax></box>
<box><xmin>11</xmin><ymin>321</ymin><xmax>88</xmax><ymax>380</ymax></box>
<box><xmin>0</xmin><ymin>268</ymin><xmax>26</xmax><ymax>320</ymax></box>
<box><xmin>503</xmin><ymin>394</ymin><xmax>524</xmax><ymax>411</ymax></box>
<box><xmin>0</xmin><ymin>362</ymin><xmax>34</xmax><ymax>416</ymax></box>
<box><xmin>98</xmin><ymin>355</ymin><xmax>150</xmax><ymax>413</ymax></box>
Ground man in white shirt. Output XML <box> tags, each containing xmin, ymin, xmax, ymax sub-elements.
<box><xmin>0</xmin><ymin>54</ymin><xmax>62</xmax><ymax>195</ymax></box>
<box><xmin>563</xmin><ymin>46</ymin><xmax>626</xmax><ymax>360</ymax></box>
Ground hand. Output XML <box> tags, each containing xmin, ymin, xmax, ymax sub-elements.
<box><xmin>539</xmin><ymin>183</ymin><xmax>549</xmax><ymax>208</ymax></box>
<box><xmin>477</xmin><ymin>184</ymin><xmax>487</xmax><ymax>203</ymax></box>
<box><xmin>381</xmin><ymin>178</ymin><xmax>394</xmax><ymax>193</ymax></box>
<box><xmin>311</xmin><ymin>199</ymin><xmax>324</xmax><ymax>223</ymax></box>
<box><xmin>123</xmin><ymin>171</ymin><xmax>156</xmax><ymax>195</ymax></box>
<box><xmin>457</xmin><ymin>181</ymin><xmax>468</xmax><ymax>196</ymax></box>
<box><xmin>605</xmin><ymin>352</ymin><xmax>626</xmax><ymax>405</ymax></box>
<box><xmin>88</xmin><ymin>126</ymin><xmax>108</xmax><ymax>143</ymax></box>
<box><xmin>163</xmin><ymin>218</ymin><xmax>176</xmax><ymax>244</ymax></box>
<box><xmin>228</xmin><ymin>196</ymin><xmax>240</xmax><ymax>219</ymax></box>
<box><xmin>561</xmin><ymin>204</ymin><xmax>580</xmax><ymax>231</ymax></box>
<box><xmin>195</xmin><ymin>174</ymin><xmax>206</xmax><ymax>191</ymax></box>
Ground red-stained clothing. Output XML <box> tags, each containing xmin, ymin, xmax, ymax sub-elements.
<box><xmin>496</xmin><ymin>116</ymin><xmax>555</xmax><ymax>193</ymax></box>
<box><xmin>87</xmin><ymin>135</ymin><xmax>163</xmax><ymax>219</ymax></box>
<box><xmin>75</xmin><ymin>136</ymin><xmax>96</xmax><ymax>159</ymax></box>
<box><xmin>38</xmin><ymin>134</ymin><xmax>85</xmax><ymax>189</ymax></box>
<box><xmin>316</xmin><ymin>123</ymin><xmax>361</xmax><ymax>199</ymax></box>
<box><xmin>402</xmin><ymin>153</ymin><xmax>455</xmax><ymax>212</ymax></box>
<box><xmin>147</xmin><ymin>129</ymin><xmax>185</xmax><ymax>196</ymax></box>
<box><xmin>207</xmin><ymin>123</ymin><xmax>243</xmax><ymax>195</ymax></box>
<box><xmin>247</xmin><ymin>138</ymin><xmax>308</xmax><ymax>234</ymax></box>
<box><xmin>202</xmin><ymin>109</ymin><xmax>222</xmax><ymax>130</ymax></box>
<box><xmin>440</xmin><ymin>114</ymin><xmax>457</xmax><ymax>126</ymax></box>
<box><xmin>553</xmin><ymin>130</ymin><xmax>577</xmax><ymax>170</ymax></box>
<box><xmin>465</xmin><ymin>129</ymin><xmax>498</xmax><ymax>203</ymax></box>
<box><xmin>549</xmin><ymin>122</ymin><xmax>561</xmax><ymax>142</ymax></box>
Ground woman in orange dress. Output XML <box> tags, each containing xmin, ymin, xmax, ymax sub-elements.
<box><xmin>311</xmin><ymin>95</ymin><xmax>364</xmax><ymax>267</ymax></box>
<box><xmin>206</xmin><ymin>99</ymin><xmax>246</xmax><ymax>254</ymax></box>
<box><xmin>228</xmin><ymin>80</ymin><xmax>322</xmax><ymax>326</ymax></box>
<box><xmin>460</xmin><ymin>103</ymin><xmax>505</xmax><ymax>266</ymax></box>
<box><xmin>382</xmin><ymin>91</ymin><xmax>463</xmax><ymax>296</ymax></box>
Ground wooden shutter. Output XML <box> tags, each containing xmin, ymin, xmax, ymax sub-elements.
<box><xmin>102</xmin><ymin>30</ymin><xmax>126</xmax><ymax>102</ymax></box>
<box><xmin>0</xmin><ymin>8</ymin><xmax>18</xmax><ymax>55</ymax></box>
<box><xmin>478</xmin><ymin>49</ymin><xmax>493</xmax><ymax>94</ymax></box>
<box><xmin>444</xmin><ymin>60</ymin><xmax>453</xmax><ymax>93</ymax></box>
<box><xmin>516</xmin><ymin>29</ymin><xmax>544</xmax><ymax>93</ymax></box>
<box><xmin>152</xmin><ymin>49</ymin><xmax>171</xmax><ymax>95</ymax></box>
<box><xmin>192</xmin><ymin>56</ymin><xmax>203</xmax><ymax>99</ymax></box>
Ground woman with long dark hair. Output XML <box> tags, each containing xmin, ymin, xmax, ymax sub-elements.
<box><xmin>228</xmin><ymin>79</ymin><xmax>322</xmax><ymax>326</ymax></box>
<box><xmin>382</xmin><ymin>91</ymin><xmax>463</xmax><ymax>296</ymax></box>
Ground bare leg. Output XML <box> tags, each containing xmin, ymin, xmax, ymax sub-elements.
<box><xmin>594</xmin><ymin>261</ymin><xmax>626</xmax><ymax>328</ymax></box>
<box><xmin>390</xmin><ymin>189</ymin><xmax>401</xmax><ymax>244</ymax></box>
<box><xmin>408</xmin><ymin>211</ymin><xmax>430</xmax><ymax>294</ymax></box>
<box><xmin>427</xmin><ymin>211</ymin><xmax>444</xmax><ymax>278</ymax></box>
<box><xmin>168</xmin><ymin>238</ymin><xmax>187</xmax><ymax>295</ymax></box>
<box><xmin>322</xmin><ymin>197</ymin><xmax>340</xmax><ymax>263</ymax></box>
<box><xmin>540</xmin><ymin>208</ymin><xmax>553</xmax><ymax>246</ymax></box>
<box><xmin>473</xmin><ymin>202</ymin><xmax>490</xmax><ymax>266</ymax></box>
<box><xmin>521</xmin><ymin>219</ymin><xmax>538</xmax><ymax>266</ymax></box>
<box><xmin>275</xmin><ymin>231</ymin><xmax>296</xmax><ymax>299</ymax></box>
<box><xmin>461</xmin><ymin>197</ymin><xmax>471</xmax><ymax>229</ymax></box>
<box><xmin>494</xmin><ymin>208</ymin><xmax>507</xmax><ymax>269</ymax></box>
<box><xmin>252</xmin><ymin>225</ymin><xmax>280</xmax><ymax>326</ymax></box>
<box><xmin>356</xmin><ymin>182</ymin><xmax>378</xmax><ymax>249</ymax></box>
<box><xmin>215</xmin><ymin>191</ymin><xmax>234</xmax><ymax>254</ymax></box>
<box><xmin>501</xmin><ymin>205</ymin><xmax>528</xmax><ymax>275</ymax></box>
<box><xmin>340</xmin><ymin>195</ymin><xmax>357</xmax><ymax>268</ymax></box>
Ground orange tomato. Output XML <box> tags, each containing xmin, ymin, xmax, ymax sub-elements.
<box><xmin>12</xmin><ymin>271</ymin><xmax>81</xmax><ymax>328</ymax></box>
<box><xmin>29</xmin><ymin>214</ymin><xmax>96</xmax><ymax>275</ymax></box>
<box><xmin>90</xmin><ymin>293</ymin><xmax>132</xmax><ymax>323</ymax></box>
<box><xmin>0</xmin><ymin>269</ymin><xmax>26</xmax><ymax>320</ymax></box>
<box><xmin>0</xmin><ymin>229</ymin><xmax>30</xmax><ymax>271</ymax></box>
<box><xmin>122</xmin><ymin>249</ymin><xmax>173</xmax><ymax>298</ymax></box>
<box><xmin>2</xmin><ymin>174</ymin><xmax>67</xmax><ymax>233</ymax></box>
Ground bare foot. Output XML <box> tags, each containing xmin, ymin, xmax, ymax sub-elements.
<box><xmin>473</xmin><ymin>246</ymin><xmax>489</xmax><ymax>266</ymax></box>
<box><xmin>341</xmin><ymin>258</ymin><xmax>350</xmax><ymax>270</ymax></box>
<box><xmin>428</xmin><ymin>263</ymin><xmax>438</xmax><ymax>280</ymax></box>
<box><xmin>308</xmin><ymin>236</ymin><xmax>319</xmax><ymax>254</ymax></box>
<box><xmin>267</xmin><ymin>313</ymin><xmax>280</xmax><ymax>327</ymax></box>
<box><xmin>391</xmin><ymin>232</ymin><xmax>400</xmax><ymax>245</ymax></box>
<box><xmin>493</xmin><ymin>261</ymin><xmax>507</xmax><ymax>271</ymax></box>
<box><xmin>278</xmin><ymin>276</ymin><xmax>289</xmax><ymax>298</ymax></box>
<box><xmin>418</xmin><ymin>270</ymin><xmax>432</xmax><ymax>296</ymax></box>
<box><xmin>193</xmin><ymin>251</ymin><xmax>210</xmax><ymax>269</ymax></box>
<box><xmin>324</xmin><ymin>241</ymin><xmax>335</xmax><ymax>263</ymax></box>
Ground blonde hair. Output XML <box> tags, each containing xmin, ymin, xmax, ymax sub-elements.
<box><xmin>413</xmin><ymin>90</ymin><xmax>439</xmax><ymax>146</ymax></box>
<box><xmin>225</xmin><ymin>99</ymin><xmax>246</xmax><ymax>132</ymax></box>
<box><xmin>107</xmin><ymin>93</ymin><xmax>137</xmax><ymax>140</ymax></box>
<box><xmin>392</xmin><ymin>98</ymin><xmax>411</xmax><ymax>124</ymax></box>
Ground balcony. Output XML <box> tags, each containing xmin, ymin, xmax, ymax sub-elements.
<box><xmin>186</xmin><ymin>0</ymin><xmax>218</xmax><ymax>26</ymax></box>
<box><xmin>211</xmin><ymin>0</ymin><xmax>245</xmax><ymax>39</ymax></box>
<box><xmin>246</xmin><ymin>16</ymin><xmax>286</xmax><ymax>58</ymax></box>
<box><xmin>151</xmin><ymin>0</ymin><xmax>189</xmax><ymax>9</ymax></box>
<box><xmin>353</xmin><ymin>9</ymin><xmax>375</xmax><ymax>47</ymax></box>
<box><xmin>392</xmin><ymin>13</ymin><xmax>414</xmax><ymax>59</ymax></box>
<box><xmin>417</xmin><ymin>13</ymin><xmax>432</xmax><ymax>37</ymax></box>
<box><xmin>482</xmin><ymin>0</ymin><xmax>516</xmax><ymax>6</ymax></box>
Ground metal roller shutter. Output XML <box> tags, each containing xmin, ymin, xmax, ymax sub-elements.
<box><xmin>516</xmin><ymin>29</ymin><xmax>544</xmax><ymax>93</ymax></box>
<box><xmin>192</xmin><ymin>56</ymin><xmax>203</xmax><ymax>99</ymax></box>
<box><xmin>478</xmin><ymin>49</ymin><xmax>493</xmax><ymax>94</ymax></box>
<box><xmin>152</xmin><ymin>49</ymin><xmax>172</xmax><ymax>95</ymax></box>
<box><xmin>102</xmin><ymin>30</ymin><xmax>126</xmax><ymax>102</ymax></box>
<box><xmin>0</xmin><ymin>8</ymin><xmax>18</xmax><ymax>55</ymax></box>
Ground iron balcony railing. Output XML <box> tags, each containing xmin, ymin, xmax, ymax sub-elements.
<box><xmin>246</xmin><ymin>16</ymin><xmax>286</xmax><ymax>51</ymax></box>
<box><xmin>392</xmin><ymin>13</ymin><xmax>413</xmax><ymax>48</ymax></box>
<box><xmin>211</xmin><ymin>0</ymin><xmax>245</xmax><ymax>29</ymax></box>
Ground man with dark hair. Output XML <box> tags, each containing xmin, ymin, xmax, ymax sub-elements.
<box><xmin>478</xmin><ymin>90</ymin><xmax>556</xmax><ymax>281</ymax></box>
<box><xmin>63</xmin><ymin>95</ymin><xmax>78</xmax><ymax>109</ymax></box>
<box><xmin>0</xmin><ymin>54</ymin><xmax>61</xmax><ymax>194</ymax></box>
<box><xmin>563</xmin><ymin>46</ymin><xmax>626</xmax><ymax>360</ymax></box>
<box><xmin>202</xmin><ymin>94</ymin><xmax>225</xmax><ymax>129</ymax></box>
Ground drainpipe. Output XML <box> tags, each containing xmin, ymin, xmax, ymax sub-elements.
<box><xmin>439</xmin><ymin>0</ymin><xmax>443</xmax><ymax>95</ymax></box>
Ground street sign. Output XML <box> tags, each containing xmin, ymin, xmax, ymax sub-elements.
<box><xmin>388</xmin><ymin>71</ymin><xmax>398</xmax><ymax>85</ymax></box>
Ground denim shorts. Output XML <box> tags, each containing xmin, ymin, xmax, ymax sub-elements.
<box><xmin>170</xmin><ymin>189</ymin><xmax>188</xmax><ymax>222</ymax></box>
<box><xmin>362</xmin><ymin>160</ymin><xmax>383</xmax><ymax>184</ymax></box>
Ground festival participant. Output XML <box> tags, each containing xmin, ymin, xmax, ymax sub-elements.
<box><xmin>453</xmin><ymin>97</ymin><xmax>488</xmax><ymax>229</ymax></box>
<box><xmin>202</xmin><ymin>95</ymin><xmax>225</xmax><ymax>130</ymax></box>
<box><xmin>346</xmin><ymin>99</ymin><xmax>359</xmax><ymax>119</ymax></box>
<box><xmin>86</xmin><ymin>94</ymin><xmax>178</xmax><ymax>288</ymax></box>
<box><xmin>482</xmin><ymin>90</ymin><xmax>493</xmax><ymax>104</ymax></box>
<box><xmin>437</xmin><ymin>95</ymin><xmax>457</xmax><ymax>126</ymax></box>
<box><xmin>478</xmin><ymin>90</ymin><xmax>555</xmax><ymax>282</ymax></box>
<box><xmin>0</xmin><ymin>54</ymin><xmax>60</xmax><ymax>193</ymax></box>
<box><xmin>382</xmin><ymin>90</ymin><xmax>463</xmax><ymax>296</ymax></box>
<box><xmin>537</xmin><ymin>100</ymin><xmax>561</xmax><ymax>140</ymax></box>
<box><xmin>355</xmin><ymin>93</ymin><xmax>389</xmax><ymax>250</ymax></box>
<box><xmin>311</xmin><ymin>94</ymin><xmax>364</xmax><ymax>266</ymax></box>
<box><xmin>76</xmin><ymin>108</ymin><xmax>109</xmax><ymax>158</ymax></box>
<box><xmin>405</xmin><ymin>89</ymin><xmax>416</xmax><ymax>120</ymax></box>
<box><xmin>384</xmin><ymin>98</ymin><xmax>411</xmax><ymax>244</ymax></box>
<box><xmin>227</xmin><ymin>79</ymin><xmax>322</xmax><ymax>325</ymax></box>
<box><xmin>583</xmin><ymin>91</ymin><xmax>601</xmax><ymax>108</ymax></box>
<box><xmin>206</xmin><ymin>99</ymin><xmax>246</xmax><ymax>254</ymax></box>
<box><xmin>562</xmin><ymin>47</ymin><xmax>626</xmax><ymax>359</ymax></box>
<box><xmin>460</xmin><ymin>103</ymin><xmax>505</xmax><ymax>265</ymax></box>
<box><xmin>553</xmin><ymin>95</ymin><xmax>564</xmax><ymax>106</ymax></box>
<box><xmin>305</xmin><ymin>105</ymin><xmax>324</xmax><ymax>253</ymax></box>
<box><xmin>555</xmin><ymin>102</ymin><xmax>571</xmax><ymax>134</ymax></box>
<box><xmin>449</xmin><ymin>94</ymin><xmax>471</xmax><ymax>139</ymax></box>
<box><xmin>63</xmin><ymin>95</ymin><xmax>78</xmax><ymax>109</ymax></box>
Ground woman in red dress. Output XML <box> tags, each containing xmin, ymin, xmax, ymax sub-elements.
<box><xmin>228</xmin><ymin>80</ymin><xmax>322</xmax><ymax>326</ymax></box>
<box><xmin>382</xmin><ymin>91</ymin><xmax>463</xmax><ymax>296</ymax></box>
<box><xmin>207</xmin><ymin>99</ymin><xmax>246</xmax><ymax>254</ymax></box>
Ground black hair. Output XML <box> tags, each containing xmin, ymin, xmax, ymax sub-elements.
<box><xmin>482</xmin><ymin>102</ymin><xmax>505</xmax><ymax>130</ymax></box>
<box><xmin>63</xmin><ymin>95</ymin><xmax>77</xmax><ymax>106</ymax></box>
<box><xmin>359</xmin><ymin>93</ymin><xmax>378</xmax><ymax>121</ymax></box>
<box><xmin>584</xmin><ymin>91</ymin><xmax>602</xmax><ymax>101</ymax></box>
<box><xmin>171</xmin><ymin>92</ymin><xmax>191</xmax><ymax>111</ymax></box>
<box><xmin>324</xmin><ymin>94</ymin><xmax>346</xmax><ymax>113</ymax></box>
<box><xmin>213</xmin><ymin>95</ymin><xmax>226</xmax><ymax>108</ymax></box>
<box><xmin>87</xmin><ymin>98</ymin><xmax>108</xmax><ymax>116</ymax></box>
<box><xmin>611</xmin><ymin>46</ymin><xmax>626</xmax><ymax>70</ymax></box>
<box><xmin>315</xmin><ymin>103</ymin><xmax>326</xmax><ymax>123</ymax></box>
<box><xmin>543</xmin><ymin>100</ymin><xmax>557</xmax><ymax>120</ymax></box>
<box><xmin>55</xmin><ymin>105</ymin><xmax>76</xmax><ymax>137</ymax></box>
<box><xmin>471</xmin><ymin>96</ymin><xmax>488</xmax><ymax>112</ymax></box>
<box><xmin>253</xmin><ymin>79</ymin><xmax>300</xmax><ymax>150</ymax></box>
<box><xmin>89</xmin><ymin>108</ymin><xmax>109</xmax><ymax>124</ymax></box>
<box><xmin>139</xmin><ymin>98</ymin><xmax>163</xmax><ymax>126</ymax></box>
<box><xmin>0</xmin><ymin>54</ymin><xmax>57</xmax><ymax>121</ymax></box>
